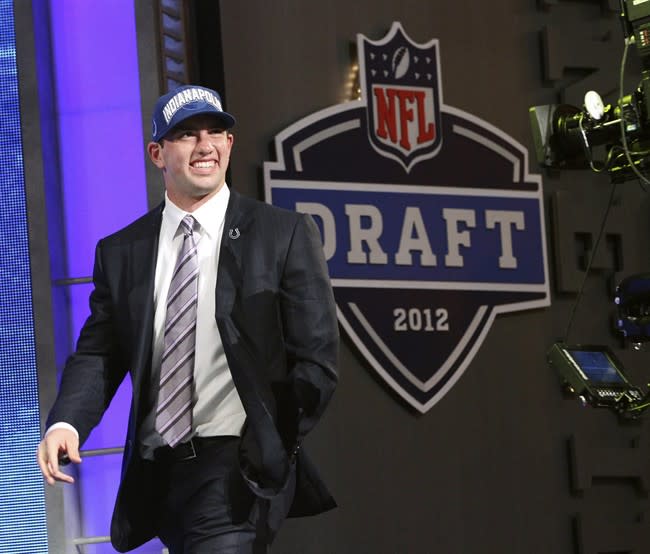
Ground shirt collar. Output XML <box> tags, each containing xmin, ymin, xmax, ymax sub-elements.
<box><xmin>162</xmin><ymin>185</ymin><xmax>230</xmax><ymax>241</ymax></box>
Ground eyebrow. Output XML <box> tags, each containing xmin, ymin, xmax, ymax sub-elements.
<box><xmin>171</xmin><ymin>126</ymin><xmax>226</xmax><ymax>135</ymax></box>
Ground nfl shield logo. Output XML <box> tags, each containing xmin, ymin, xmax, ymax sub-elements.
<box><xmin>359</xmin><ymin>23</ymin><xmax>443</xmax><ymax>173</ymax></box>
<box><xmin>264</xmin><ymin>23</ymin><xmax>550</xmax><ymax>413</ymax></box>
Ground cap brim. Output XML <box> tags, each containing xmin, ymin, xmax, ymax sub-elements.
<box><xmin>158</xmin><ymin>106</ymin><xmax>236</xmax><ymax>141</ymax></box>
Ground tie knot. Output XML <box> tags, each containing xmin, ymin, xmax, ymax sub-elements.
<box><xmin>180</xmin><ymin>215</ymin><xmax>196</xmax><ymax>237</ymax></box>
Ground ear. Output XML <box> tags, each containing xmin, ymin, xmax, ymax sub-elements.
<box><xmin>147</xmin><ymin>142</ymin><xmax>165</xmax><ymax>168</ymax></box>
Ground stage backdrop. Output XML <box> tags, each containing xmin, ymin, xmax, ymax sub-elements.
<box><xmin>214</xmin><ymin>2</ymin><xmax>650</xmax><ymax>553</ymax></box>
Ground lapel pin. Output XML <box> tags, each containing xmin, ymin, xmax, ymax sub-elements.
<box><xmin>229</xmin><ymin>228</ymin><xmax>240</xmax><ymax>239</ymax></box>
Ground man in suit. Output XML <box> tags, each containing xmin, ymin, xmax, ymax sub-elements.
<box><xmin>37</xmin><ymin>85</ymin><xmax>339</xmax><ymax>553</ymax></box>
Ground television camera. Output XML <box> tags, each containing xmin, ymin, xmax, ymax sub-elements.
<box><xmin>530</xmin><ymin>0</ymin><xmax>650</xmax><ymax>183</ymax></box>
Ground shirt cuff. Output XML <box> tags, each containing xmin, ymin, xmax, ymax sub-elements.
<box><xmin>45</xmin><ymin>422</ymin><xmax>79</xmax><ymax>439</ymax></box>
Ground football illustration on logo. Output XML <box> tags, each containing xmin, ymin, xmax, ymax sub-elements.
<box><xmin>392</xmin><ymin>46</ymin><xmax>410</xmax><ymax>79</ymax></box>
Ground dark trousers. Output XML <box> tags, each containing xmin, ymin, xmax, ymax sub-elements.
<box><xmin>153</xmin><ymin>437</ymin><xmax>269</xmax><ymax>554</ymax></box>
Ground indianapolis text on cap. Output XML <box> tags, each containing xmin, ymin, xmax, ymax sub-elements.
<box><xmin>162</xmin><ymin>88</ymin><xmax>223</xmax><ymax>124</ymax></box>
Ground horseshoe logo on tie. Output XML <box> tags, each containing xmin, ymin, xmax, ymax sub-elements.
<box><xmin>229</xmin><ymin>228</ymin><xmax>240</xmax><ymax>240</ymax></box>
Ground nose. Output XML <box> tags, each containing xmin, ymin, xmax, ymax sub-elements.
<box><xmin>196</xmin><ymin>131</ymin><xmax>215</xmax><ymax>153</ymax></box>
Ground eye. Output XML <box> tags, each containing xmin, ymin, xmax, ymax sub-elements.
<box><xmin>168</xmin><ymin>129</ymin><xmax>195</xmax><ymax>141</ymax></box>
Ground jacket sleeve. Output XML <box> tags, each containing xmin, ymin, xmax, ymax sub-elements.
<box><xmin>278</xmin><ymin>213</ymin><xmax>339</xmax><ymax>457</ymax></box>
<box><xmin>46</xmin><ymin>240</ymin><xmax>128</xmax><ymax>445</ymax></box>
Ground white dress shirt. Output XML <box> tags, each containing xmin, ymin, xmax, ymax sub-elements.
<box><xmin>154</xmin><ymin>187</ymin><xmax>245</xmax><ymax>438</ymax></box>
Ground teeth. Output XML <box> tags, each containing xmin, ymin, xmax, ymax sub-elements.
<box><xmin>193</xmin><ymin>161</ymin><xmax>215</xmax><ymax>168</ymax></box>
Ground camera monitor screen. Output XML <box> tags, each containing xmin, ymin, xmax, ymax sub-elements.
<box><xmin>566</xmin><ymin>348</ymin><xmax>626</xmax><ymax>384</ymax></box>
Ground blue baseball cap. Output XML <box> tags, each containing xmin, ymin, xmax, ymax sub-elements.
<box><xmin>151</xmin><ymin>85</ymin><xmax>236</xmax><ymax>142</ymax></box>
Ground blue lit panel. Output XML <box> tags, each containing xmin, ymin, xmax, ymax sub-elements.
<box><xmin>46</xmin><ymin>1</ymin><xmax>161</xmax><ymax>551</ymax></box>
<box><xmin>0</xmin><ymin>1</ymin><xmax>48</xmax><ymax>553</ymax></box>
<box><xmin>50</xmin><ymin>0</ymin><xmax>148</xmax><ymax>278</ymax></box>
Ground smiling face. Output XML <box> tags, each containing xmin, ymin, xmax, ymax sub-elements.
<box><xmin>147</xmin><ymin>114</ymin><xmax>234</xmax><ymax>212</ymax></box>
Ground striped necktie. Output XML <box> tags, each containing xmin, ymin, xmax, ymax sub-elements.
<box><xmin>155</xmin><ymin>215</ymin><xmax>199</xmax><ymax>447</ymax></box>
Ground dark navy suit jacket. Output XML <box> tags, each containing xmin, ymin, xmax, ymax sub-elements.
<box><xmin>47</xmin><ymin>189</ymin><xmax>339</xmax><ymax>552</ymax></box>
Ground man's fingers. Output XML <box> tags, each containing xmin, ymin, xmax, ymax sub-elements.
<box><xmin>36</xmin><ymin>429</ymin><xmax>81</xmax><ymax>485</ymax></box>
<box><xmin>44</xmin><ymin>444</ymin><xmax>76</xmax><ymax>484</ymax></box>
<box><xmin>36</xmin><ymin>444</ymin><xmax>55</xmax><ymax>485</ymax></box>
<box><xmin>47</xmin><ymin>460</ymin><xmax>75</xmax><ymax>484</ymax></box>
<box><xmin>65</xmin><ymin>440</ymin><xmax>82</xmax><ymax>464</ymax></box>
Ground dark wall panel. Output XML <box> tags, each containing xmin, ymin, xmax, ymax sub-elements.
<box><xmin>194</xmin><ymin>2</ymin><xmax>650</xmax><ymax>552</ymax></box>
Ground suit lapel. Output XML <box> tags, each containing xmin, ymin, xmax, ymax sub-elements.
<box><xmin>216</xmin><ymin>189</ymin><xmax>250</xmax><ymax>318</ymax></box>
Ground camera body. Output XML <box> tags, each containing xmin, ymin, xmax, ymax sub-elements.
<box><xmin>530</xmin><ymin>0</ymin><xmax>650</xmax><ymax>181</ymax></box>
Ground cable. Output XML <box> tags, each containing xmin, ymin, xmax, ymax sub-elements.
<box><xmin>563</xmin><ymin>180</ymin><xmax>619</xmax><ymax>343</ymax></box>
<box><xmin>578</xmin><ymin>113</ymin><xmax>606</xmax><ymax>172</ymax></box>
<box><xmin>626</xmin><ymin>399</ymin><xmax>650</xmax><ymax>412</ymax></box>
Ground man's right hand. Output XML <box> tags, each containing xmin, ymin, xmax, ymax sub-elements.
<box><xmin>36</xmin><ymin>428</ymin><xmax>82</xmax><ymax>485</ymax></box>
